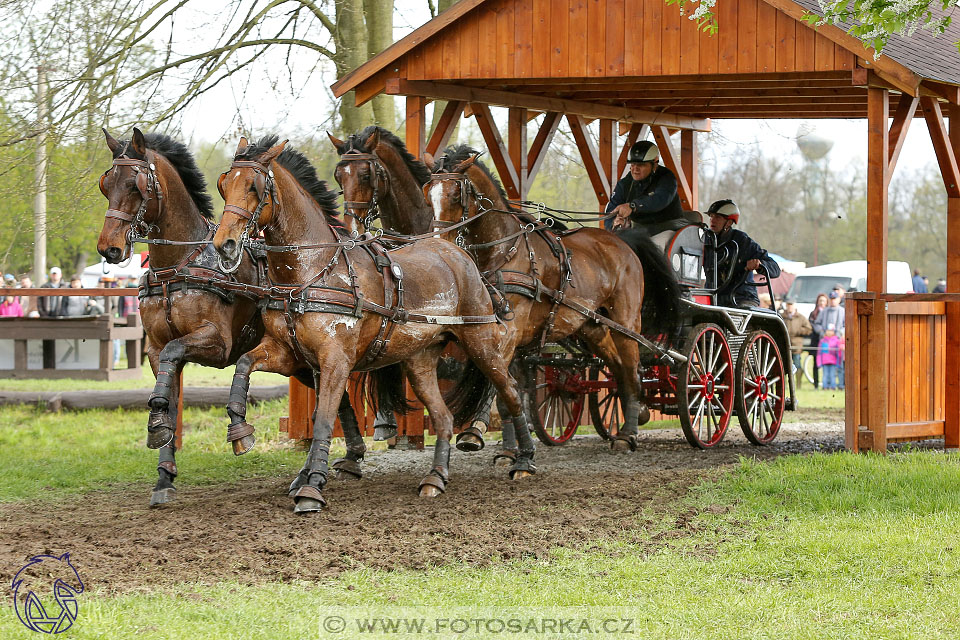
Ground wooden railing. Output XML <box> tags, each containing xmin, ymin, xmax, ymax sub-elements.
<box><xmin>845</xmin><ymin>292</ymin><xmax>960</xmax><ymax>451</ymax></box>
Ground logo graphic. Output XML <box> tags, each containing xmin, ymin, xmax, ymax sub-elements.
<box><xmin>12</xmin><ymin>553</ymin><xmax>84</xmax><ymax>634</ymax></box>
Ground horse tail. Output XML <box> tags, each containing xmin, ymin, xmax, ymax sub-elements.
<box><xmin>615</xmin><ymin>227</ymin><xmax>683</xmax><ymax>344</ymax></box>
<box><xmin>442</xmin><ymin>356</ymin><xmax>494</xmax><ymax>427</ymax></box>
<box><xmin>364</xmin><ymin>364</ymin><xmax>414</xmax><ymax>417</ymax></box>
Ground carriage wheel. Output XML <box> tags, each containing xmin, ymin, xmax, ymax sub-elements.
<box><xmin>587</xmin><ymin>365</ymin><xmax>622</xmax><ymax>440</ymax></box>
<box><xmin>677</xmin><ymin>323</ymin><xmax>735</xmax><ymax>449</ymax></box>
<box><xmin>735</xmin><ymin>330</ymin><xmax>786</xmax><ymax>445</ymax></box>
<box><xmin>523</xmin><ymin>349</ymin><xmax>586</xmax><ymax>446</ymax></box>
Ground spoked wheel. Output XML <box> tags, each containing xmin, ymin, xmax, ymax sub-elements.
<box><xmin>677</xmin><ymin>323</ymin><xmax>735</xmax><ymax>449</ymax></box>
<box><xmin>523</xmin><ymin>348</ymin><xmax>587</xmax><ymax>446</ymax></box>
<box><xmin>735</xmin><ymin>330</ymin><xmax>786</xmax><ymax>445</ymax></box>
<box><xmin>587</xmin><ymin>365</ymin><xmax>622</xmax><ymax>440</ymax></box>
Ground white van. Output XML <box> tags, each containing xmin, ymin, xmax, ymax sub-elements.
<box><xmin>787</xmin><ymin>260</ymin><xmax>913</xmax><ymax>317</ymax></box>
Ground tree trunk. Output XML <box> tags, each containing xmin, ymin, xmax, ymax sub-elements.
<box><xmin>335</xmin><ymin>0</ymin><xmax>374</xmax><ymax>133</ymax></box>
<box><xmin>364</xmin><ymin>0</ymin><xmax>396</xmax><ymax>131</ymax></box>
<box><xmin>428</xmin><ymin>0</ymin><xmax>459</xmax><ymax>140</ymax></box>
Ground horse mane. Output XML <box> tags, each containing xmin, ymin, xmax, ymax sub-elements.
<box><xmin>438</xmin><ymin>144</ymin><xmax>567</xmax><ymax>229</ymax></box>
<box><xmin>115</xmin><ymin>133</ymin><xmax>214</xmax><ymax>221</ymax></box>
<box><xmin>343</xmin><ymin>126</ymin><xmax>433</xmax><ymax>187</ymax></box>
<box><xmin>239</xmin><ymin>135</ymin><xmax>341</xmax><ymax>224</ymax></box>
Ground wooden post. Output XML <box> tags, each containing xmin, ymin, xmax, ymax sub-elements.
<box><xmin>405</xmin><ymin>96</ymin><xmax>427</xmax><ymax>158</ymax></box>
<box><xmin>945</xmin><ymin>104</ymin><xmax>960</xmax><ymax>450</ymax></box>
<box><xmin>865</xmin><ymin>87</ymin><xmax>890</xmax><ymax>451</ymax></box>
<box><xmin>599</xmin><ymin>119</ymin><xmax>616</xmax><ymax>193</ymax></box>
<box><xmin>681</xmin><ymin>130</ymin><xmax>698</xmax><ymax>210</ymax></box>
<box><xmin>508</xmin><ymin>107</ymin><xmax>529</xmax><ymax>200</ymax></box>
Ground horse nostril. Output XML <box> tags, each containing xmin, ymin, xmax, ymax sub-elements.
<box><xmin>106</xmin><ymin>247</ymin><xmax>121</xmax><ymax>262</ymax></box>
<box><xmin>223</xmin><ymin>239</ymin><xmax>236</xmax><ymax>255</ymax></box>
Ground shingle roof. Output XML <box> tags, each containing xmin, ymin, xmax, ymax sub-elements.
<box><xmin>793</xmin><ymin>0</ymin><xmax>960</xmax><ymax>85</ymax></box>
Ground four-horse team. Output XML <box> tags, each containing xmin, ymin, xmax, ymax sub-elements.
<box><xmin>96</xmin><ymin>126</ymin><xmax>796</xmax><ymax>514</ymax></box>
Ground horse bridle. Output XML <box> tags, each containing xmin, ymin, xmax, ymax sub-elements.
<box><xmin>216</xmin><ymin>159</ymin><xmax>278</xmax><ymax>273</ymax></box>
<box><xmin>99</xmin><ymin>155</ymin><xmax>164</xmax><ymax>259</ymax></box>
<box><xmin>334</xmin><ymin>152</ymin><xmax>387</xmax><ymax>230</ymax></box>
<box><xmin>426</xmin><ymin>172</ymin><xmax>483</xmax><ymax>249</ymax></box>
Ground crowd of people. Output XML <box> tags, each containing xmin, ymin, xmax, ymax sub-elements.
<box><xmin>780</xmin><ymin>285</ymin><xmax>847</xmax><ymax>391</ymax></box>
<box><xmin>0</xmin><ymin>266</ymin><xmax>139</xmax><ymax>321</ymax></box>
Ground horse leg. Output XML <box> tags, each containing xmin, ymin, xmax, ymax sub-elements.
<box><xmin>145</xmin><ymin>349</ymin><xmax>179</xmax><ymax>506</ymax></box>
<box><xmin>493</xmin><ymin>392</ymin><xmax>518</xmax><ymax>466</ymax></box>
<box><xmin>293</xmin><ymin>366</ymin><xmax>349</xmax><ymax>514</ymax></box>
<box><xmin>455</xmin><ymin>390</ymin><xmax>493</xmax><ymax>452</ymax></box>
<box><xmin>331</xmin><ymin>391</ymin><xmax>365</xmax><ymax>480</ymax></box>
<box><xmin>147</xmin><ymin>322</ymin><xmax>229</xmax><ymax>450</ymax></box>
<box><xmin>583</xmin><ymin>325</ymin><xmax>645</xmax><ymax>453</ymax></box>
<box><xmin>404</xmin><ymin>347</ymin><xmax>454</xmax><ymax>497</ymax></box>
<box><xmin>372</xmin><ymin>405</ymin><xmax>399</xmax><ymax>441</ymax></box>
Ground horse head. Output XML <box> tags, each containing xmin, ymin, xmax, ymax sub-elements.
<box><xmin>423</xmin><ymin>148</ymin><xmax>483</xmax><ymax>242</ymax></box>
<box><xmin>213</xmin><ymin>135</ymin><xmax>286</xmax><ymax>269</ymax></box>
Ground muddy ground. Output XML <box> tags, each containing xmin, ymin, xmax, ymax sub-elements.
<box><xmin>0</xmin><ymin>418</ymin><xmax>845</xmax><ymax>594</ymax></box>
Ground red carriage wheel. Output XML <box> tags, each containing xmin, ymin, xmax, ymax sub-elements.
<box><xmin>587</xmin><ymin>365</ymin><xmax>622</xmax><ymax>440</ymax></box>
<box><xmin>735</xmin><ymin>330</ymin><xmax>786</xmax><ymax>445</ymax></box>
<box><xmin>676</xmin><ymin>323</ymin><xmax>735</xmax><ymax>449</ymax></box>
<box><xmin>523</xmin><ymin>347</ymin><xmax>586</xmax><ymax>446</ymax></box>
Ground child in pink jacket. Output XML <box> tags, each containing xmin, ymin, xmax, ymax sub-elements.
<box><xmin>816</xmin><ymin>324</ymin><xmax>844</xmax><ymax>390</ymax></box>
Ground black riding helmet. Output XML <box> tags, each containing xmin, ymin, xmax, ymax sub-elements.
<box><xmin>707</xmin><ymin>199</ymin><xmax>741</xmax><ymax>224</ymax></box>
<box><xmin>627</xmin><ymin>140</ymin><xmax>660</xmax><ymax>164</ymax></box>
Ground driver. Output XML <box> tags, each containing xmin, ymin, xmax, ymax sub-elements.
<box><xmin>605</xmin><ymin>141</ymin><xmax>685</xmax><ymax>237</ymax></box>
<box><xmin>703</xmin><ymin>199</ymin><xmax>780</xmax><ymax>308</ymax></box>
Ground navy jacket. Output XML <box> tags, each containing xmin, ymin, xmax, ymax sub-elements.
<box><xmin>705</xmin><ymin>228</ymin><xmax>781</xmax><ymax>308</ymax></box>
<box><xmin>604</xmin><ymin>165</ymin><xmax>684</xmax><ymax>229</ymax></box>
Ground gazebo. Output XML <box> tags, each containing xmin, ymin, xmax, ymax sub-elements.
<box><xmin>318</xmin><ymin>0</ymin><xmax>960</xmax><ymax>452</ymax></box>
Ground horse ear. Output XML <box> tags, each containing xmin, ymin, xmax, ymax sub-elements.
<box><xmin>452</xmin><ymin>154</ymin><xmax>479</xmax><ymax>174</ymax></box>
<box><xmin>235</xmin><ymin>136</ymin><xmax>249</xmax><ymax>155</ymax></box>
<box><xmin>327</xmin><ymin>132</ymin><xmax>344</xmax><ymax>150</ymax></box>
<box><xmin>260</xmin><ymin>139</ymin><xmax>288</xmax><ymax>165</ymax></box>
<box><xmin>102</xmin><ymin>129</ymin><xmax>121</xmax><ymax>155</ymax></box>
<box><xmin>131</xmin><ymin>127</ymin><xmax>147</xmax><ymax>156</ymax></box>
<box><xmin>363</xmin><ymin>128</ymin><xmax>380</xmax><ymax>151</ymax></box>
<box><xmin>422</xmin><ymin>152</ymin><xmax>436</xmax><ymax>171</ymax></box>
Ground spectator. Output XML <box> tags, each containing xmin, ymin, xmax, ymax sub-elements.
<box><xmin>781</xmin><ymin>298</ymin><xmax>812</xmax><ymax>388</ymax></box>
<box><xmin>813</xmin><ymin>291</ymin><xmax>845</xmax><ymax>339</ymax></box>
<box><xmin>38</xmin><ymin>266</ymin><xmax>67</xmax><ymax>317</ymax></box>
<box><xmin>923</xmin><ymin>276</ymin><xmax>929</xmax><ymax>292</ymax></box>
<box><xmin>18</xmin><ymin>276</ymin><xmax>39</xmax><ymax>317</ymax></box>
<box><xmin>817</xmin><ymin>324</ymin><xmax>844</xmax><ymax>390</ymax></box>
<box><xmin>832</xmin><ymin>284</ymin><xmax>846</xmax><ymax>306</ymax></box>
<box><xmin>0</xmin><ymin>293</ymin><xmax>23</xmax><ymax>317</ymax></box>
<box><xmin>912</xmin><ymin>269</ymin><xmax>927</xmax><ymax>293</ymax></box>
<box><xmin>808</xmin><ymin>293</ymin><xmax>828</xmax><ymax>389</ymax></box>
<box><xmin>933</xmin><ymin>278</ymin><xmax>947</xmax><ymax>294</ymax></box>
<box><xmin>60</xmin><ymin>276</ymin><xmax>89</xmax><ymax>317</ymax></box>
<box><xmin>3</xmin><ymin>273</ymin><xmax>15</xmax><ymax>288</ymax></box>
<box><xmin>118</xmin><ymin>276</ymin><xmax>140</xmax><ymax>318</ymax></box>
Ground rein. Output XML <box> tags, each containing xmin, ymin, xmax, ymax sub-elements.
<box><xmin>216</xmin><ymin>159</ymin><xmax>278</xmax><ymax>273</ymax></box>
<box><xmin>100</xmin><ymin>155</ymin><xmax>165</xmax><ymax>257</ymax></box>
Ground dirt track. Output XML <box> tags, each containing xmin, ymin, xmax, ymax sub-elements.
<box><xmin>0</xmin><ymin>420</ymin><xmax>843</xmax><ymax>594</ymax></box>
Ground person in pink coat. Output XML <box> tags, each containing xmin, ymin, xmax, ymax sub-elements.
<box><xmin>816</xmin><ymin>324</ymin><xmax>844</xmax><ymax>390</ymax></box>
<box><xmin>0</xmin><ymin>295</ymin><xmax>24</xmax><ymax>317</ymax></box>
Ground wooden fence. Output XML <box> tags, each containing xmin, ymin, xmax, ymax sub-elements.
<box><xmin>845</xmin><ymin>292</ymin><xmax>960</xmax><ymax>451</ymax></box>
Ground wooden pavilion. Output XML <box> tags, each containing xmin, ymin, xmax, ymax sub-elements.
<box><xmin>319</xmin><ymin>0</ymin><xmax>960</xmax><ymax>451</ymax></box>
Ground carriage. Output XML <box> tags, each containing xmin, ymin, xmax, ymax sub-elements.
<box><xmin>523</xmin><ymin>212</ymin><xmax>797</xmax><ymax>450</ymax></box>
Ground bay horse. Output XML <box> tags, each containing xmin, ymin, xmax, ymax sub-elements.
<box><xmin>424</xmin><ymin>145</ymin><xmax>682</xmax><ymax>452</ymax></box>
<box><xmin>329</xmin><ymin>126</ymin><xmax>496</xmax><ymax>448</ymax></box>
<box><xmin>97</xmin><ymin>128</ymin><xmax>268</xmax><ymax>505</ymax></box>
<box><xmin>212</xmin><ymin>135</ymin><xmax>537</xmax><ymax>513</ymax></box>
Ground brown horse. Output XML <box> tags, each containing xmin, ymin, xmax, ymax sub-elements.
<box><xmin>424</xmin><ymin>145</ymin><xmax>682</xmax><ymax>452</ymax></box>
<box><xmin>97</xmin><ymin>128</ymin><xmax>268</xmax><ymax>506</ymax></box>
<box><xmin>212</xmin><ymin>135</ymin><xmax>536</xmax><ymax>513</ymax></box>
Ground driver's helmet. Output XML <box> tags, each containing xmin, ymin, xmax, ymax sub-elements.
<box><xmin>627</xmin><ymin>140</ymin><xmax>659</xmax><ymax>164</ymax></box>
<box><xmin>707</xmin><ymin>199</ymin><xmax>740</xmax><ymax>224</ymax></box>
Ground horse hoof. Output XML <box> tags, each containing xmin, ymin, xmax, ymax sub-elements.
<box><xmin>455</xmin><ymin>433</ymin><xmax>484</xmax><ymax>452</ymax></box>
<box><xmin>419</xmin><ymin>485</ymin><xmax>443</xmax><ymax>498</ymax></box>
<box><xmin>146</xmin><ymin>427</ymin><xmax>175</xmax><ymax>450</ymax></box>
<box><xmin>293</xmin><ymin>498</ymin><xmax>325</xmax><ymax>514</ymax></box>
<box><xmin>510</xmin><ymin>469</ymin><xmax>534</xmax><ymax>481</ymax></box>
<box><xmin>335</xmin><ymin>469</ymin><xmax>362</xmax><ymax>481</ymax></box>
<box><xmin>610</xmin><ymin>439</ymin><xmax>633</xmax><ymax>453</ymax></box>
<box><xmin>232</xmin><ymin>434</ymin><xmax>256</xmax><ymax>456</ymax></box>
<box><xmin>493</xmin><ymin>450</ymin><xmax>516</xmax><ymax>467</ymax></box>
<box><xmin>638</xmin><ymin>406</ymin><xmax>652</xmax><ymax>426</ymax></box>
<box><xmin>149</xmin><ymin>487</ymin><xmax>176</xmax><ymax>506</ymax></box>
<box><xmin>373</xmin><ymin>425</ymin><xmax>398</xmax><ymax>441</ymax></box>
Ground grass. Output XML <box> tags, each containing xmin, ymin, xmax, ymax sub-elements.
<box><xmin>3</xmin><ymin>451</ymin><xmax>959</xmax><ymax>639</ymax></box>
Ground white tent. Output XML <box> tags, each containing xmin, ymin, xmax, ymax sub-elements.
<box><xmin>80</xmin><ymin>252</ymin><xmax>149</xmax><ymax>288</ymax></box>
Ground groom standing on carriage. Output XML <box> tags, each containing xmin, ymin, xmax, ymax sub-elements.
<box><xmin>604</xmin><ymin>141</ymin><xmax>686</xmax><ymax>239</ymax></box>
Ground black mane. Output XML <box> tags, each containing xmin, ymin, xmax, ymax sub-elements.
<box><xmin>238</xmin><ymin>135</ymin><xmax>340</xmax><ymax>223</ymax></box>
<box><xmin>341</xmin><ymin>126</ymin><xmax>433</xmax><ymax>187</ymax></box>
<box><xmin>114</xmin><ymin>133</ymin><xmax>214</xmax><ymax>220</ymax></box>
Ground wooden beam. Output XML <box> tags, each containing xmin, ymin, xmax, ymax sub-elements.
<box><xmin>471</xmin><ymin>102</ymin><xmax>521</xmax><ymax>199</ymax></box>
<box><xmin>527</xmin><ymin>112</ymin><xmax>561</xmax><ymax>184</ymax></box>
<box><xmin>456</xmin><ymin>71</ymin><xmax>854</xmax><ymax>87</ymax></box>
<box><xmin>921</xmin><ymin>97</ymin><xmax>960</xmax><ymax>198</ymax></box>
<box><xmin>385</xmin><ymin>78</ymin><xmax>711</xmax><ymax>131</ymax></box>
<box><xmin>651</xmin><ymin>125</ymin><xmax>694</xmax><ymax>211</ymax></box>
<box><xmin>555</xmin><ymin>87</ymin><xmax>868</xmax><ymax>100</ymax></box>
<box><xmin>921</xmin><ymin>80</ymin><xmax>960</xmax><ymax>105</ymax></box>
<box><xmin>617</xmin><ymin>123</ymin><xmax>646</xmax><ymax>178</ymax></box>
<box><xmin>425</xmin><ymin>100</ymin><xmax>464</xmax><ymax>156</ymax></box>
<box><xmin>866</xmin><ymin>87</ymin><xmax>889</xmax><ymax>294</ymax></box>
<box><xmin>405</xmin><ymin>95</ymin><xmax>427</xmax><ymax>158</ymax></box>
<box><xmin>599</xmin><ymin>119</ymin><xmax>617</xmax><ymax>193</ymax></box>
<box><xmin>567</xmin><ymin>114</ymin><xmax>610</xmax><ymax>206</ymax></box>
<box><xmin>681</xmin><ymin>130</ymin><xmax>699</xmax><ymax>211</ymax></box>
<box><xmin>948</xmin><ymin>104</ymin><xmax>960</xmax><ymax>451</ymax></box>
<box><xmin>887</xmin><ymin>93</ymin><xmax>919</xmax><ymax>180</ymax></box>
<box><xmin>508</xmin><ymin>108</ymin><xmax>529</xmax><ymax>200</ymax></box>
